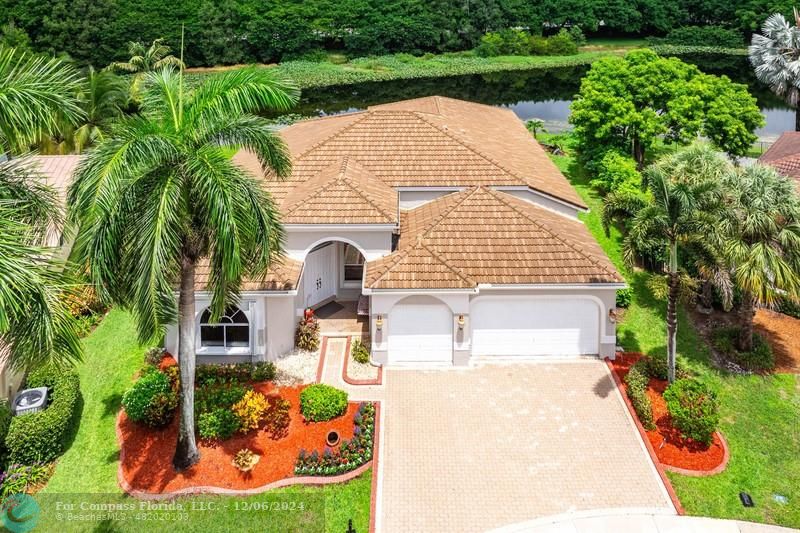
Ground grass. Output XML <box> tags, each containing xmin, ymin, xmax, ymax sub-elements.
<box><xmin>37</xmin><ymin>308</ymin><xmax>372</xmax><ymax>532</ymax></box>
<box><xmin>548</xmin><ymin>140</ymin><xmax>800</xmax><ymax>529</ymax></box>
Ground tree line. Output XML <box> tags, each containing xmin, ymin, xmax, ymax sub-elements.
<box><xmin>1</xmin><ymin>0</ymin><xmax>797</xmax><ymax>68</ymax></box>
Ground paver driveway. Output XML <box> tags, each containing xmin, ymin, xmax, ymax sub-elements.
<box><xmin>376</xmin><ymin>360</ymin><xmax>674</xmax><ymax>533</ymax></box>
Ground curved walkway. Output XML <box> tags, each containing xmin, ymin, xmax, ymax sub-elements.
<box><xmin>489</xmin><ymin>510</ymin><xmax>800</xmax><ymax>533</ymax></box>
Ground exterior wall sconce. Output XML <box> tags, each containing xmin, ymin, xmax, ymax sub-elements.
<box><xmin>608</xmin><ymin>309</ymin><xmax>617</xmax><ymax>323</ymax></box>
<box><xmin>457</xmin><ymin>314</ymin><xmax>465</xmax><ymax>330</ymax></box>
<box><xmin>375</xmin><ymin>315</ymin><xmax>383</xmax><ymax>331</ymax></box>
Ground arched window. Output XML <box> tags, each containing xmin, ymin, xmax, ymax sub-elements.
<box><xmin>199</xmin><ymin>307</ymin><xmax>250</xmax><ymax>349</ymax></box>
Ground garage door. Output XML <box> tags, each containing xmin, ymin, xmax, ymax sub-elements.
<box><xmin>471</xmin><ymin>297</ymin><xmax>599</xmax><ymax>356</ymax></box>
<box><xmin>388</xmin><ymin>297</ymin><xmax>452</xmax><ymax>364</ymax></box>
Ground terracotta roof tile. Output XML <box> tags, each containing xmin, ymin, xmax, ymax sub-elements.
<box><xmin>759</xmin><ymin>132</ymin><xmax>800</xmax><ymax>190</ymax></box>
<box><xmin>194</xmin><ymin>256</ymin><xmax>302</xmax><ymax>291</ymax></box>
<box><xmin>365</xmin><ymin>187</ymin><xmax>622</xmax><ymax>289</ymax></box>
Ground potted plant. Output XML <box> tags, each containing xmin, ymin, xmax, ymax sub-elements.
<box><xmin>232</xmin><ymin>448</ymin><xmax>260</xmax><ymax>472</ymax></box>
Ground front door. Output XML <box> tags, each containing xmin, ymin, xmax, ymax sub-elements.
<box><xmin>304</xmin><ymin>243</ymin><xmax>337</xmax><ymax>308</ymax></box>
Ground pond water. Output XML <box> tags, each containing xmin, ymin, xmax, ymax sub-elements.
<box><xmin>294</xmin><ymin>54</ymin><xmax>792</xmax><ymax>143</ymax></box>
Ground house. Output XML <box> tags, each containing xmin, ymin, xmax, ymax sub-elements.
<box><xmin>165</xmin><ymin>96</ymin><xmax>625</xmax><ymax>366</ymax></box>
<box><xmin>759</xmin><ymin>131</ymin><xmax>800</xmax><ymax>191</ymax></box>
<box><xmin>0</xmin><ymin>155</ymin><xmax>82</xmax><ymax>400</ymax></box>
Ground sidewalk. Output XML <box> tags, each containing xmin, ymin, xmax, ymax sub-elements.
<box><xmin>489</xmin><ymin>510</ymin><xmax>799</xmax><ymax>533</ymax></box>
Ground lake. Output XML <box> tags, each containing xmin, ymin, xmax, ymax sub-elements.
<box><xmin>293</xmin><ymin>54</ymin><xmax>792</xmax><ymax>144</ymax></box>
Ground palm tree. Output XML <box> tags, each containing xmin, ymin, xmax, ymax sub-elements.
<box><xmin>749</xmin><ymin>10</ymin><xmax>800</xmax><ymax>131</ymax></box>
<box><xmin>68</xmin><ymin>66</ymin><xmax>298</xmax><ymax>470</ymax></box>
<box><xmin>0</xmin><ymin>45</ymin><xmax>84</xmax><ymax>154</ymax></box>
<box><xmin>108</xmin><ymin>39</ymin><xmax>186</xmax><ymax>103</ymax></box>
<box><xmin>604</xmin><ymin>145</ymin><xmax>726</xmax><ymax>382</ymax></box>
<box><xmin>719</xmin><ymin>164</ymin><xmax>800</xmax><ymax>351</ymax></box>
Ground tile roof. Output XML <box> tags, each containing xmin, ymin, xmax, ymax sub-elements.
<box><xmin>29</xmin><ymin>155</ymin><xmax>82</xmax><ymax>201</ymax></box>
<box><xmin>194</xmin><ymin>256</ymin><xmax>303</xmax><ymax>291</ymax></box>
<box><xmin>365</xmin><ymin>187</ymin><xmax>622</xmax><ymax>289</ymax></box>
<box><xmin>760</xmin><ymin>132</ymin><xmax>800</xmax><ymax>188</ymax></box>
<box><xmin>234</xmin><ymin>96</ymin><xmax>587</xmax><ymax>225</ymax></box>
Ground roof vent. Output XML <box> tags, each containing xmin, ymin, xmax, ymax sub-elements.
<box><xmin>12</xmin><ymin>387</ymin><xmax>49</xmax><ymax>416</ymax></box>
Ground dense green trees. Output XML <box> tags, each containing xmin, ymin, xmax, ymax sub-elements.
<box><xmin>0</xmin><ymin>0</ymin><xmax>785</xmax><ymax>68</ymax></box>
<box><xmin>570</xmin><ymin>50</ymin><xmax>762</xmax><ymax>168</ymax></box>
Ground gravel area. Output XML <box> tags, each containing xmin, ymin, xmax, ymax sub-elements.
<box><xmin>273</xmin><ymin>348</ymin><xmax>320</xmax><ymax>386</ymax></box>
<box><xmin>347</xmin><ymin>339</ymin><xmax>379</xmax><ymax>381</ymax></box>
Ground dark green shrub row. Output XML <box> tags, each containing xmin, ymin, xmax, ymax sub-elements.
<box><xmin>300</xmin><ymin>384</ymin><xmax>348</xmax><ymax>422</ymax></box>
<box><xmin>198</xmin><ymin>408</ymin><xmax>241</xmax><ymax>440</ymax></box>
<box><xmin>475</xmin><ymin>29</ymin><xmax>578</xmax><ymax>58</ymax></box>
<box><xmin>195</xmin><ymin>361</ymin><xmax>276</xmax><ymax>385</ymax></box>
<box><xmin>711</xmin><ymin>326</ymin><xmax>775</xmax><ymax>371</ymax></box>
<box><xmin>648</xmin><ymin>26</ymin><xmax>743</xmax><ymax>49</ymax></box>
<box><xmin>663</xmin><ymin>379</ymin><xmax>720</xmax><ymax>445</ymax></box>
<box><xmin>122</xmin><ymin>367</ymin><xmax>178</xmax><ymax>428</ymax></box>
<box><xmin>624</xmin><ymin>361</ymin><xmax>655</xmax><ymax>430</ymax></box>
<box><xmin>6</xmin><ymin>366</ymin><xmax>80</xmax><ymax>464</ymax></box>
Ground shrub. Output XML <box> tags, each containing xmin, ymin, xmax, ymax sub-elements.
<box><xmin>0</xmin><ymin>400</ymin><xmax>11</xmax><ymax>457</ymax></box>
<box><xmin>6</xmin><ymin>366</ymin><xmax>80</xmax><ymax>464</ymax></box>
<box><xmin>711</xmin><ymin>326</ymin><xmax>775</xmax><ymax>371</ymax></box>
<box><xmin>195</xmin><ymin>383</ymin><xmax>247</xmax><ymax>416</ymax></box>
<box><xmin>122</xmin><ymin>368</ymin><xmax>178</xmax><ymax>428</ymax></box>
<box><xmin>300</xmin><ymin>384</ymin><xmax>348</xmax><ymax>422</ymax></box>
<box><xmin>232</xmin><ymin>390</ymin><xmax>269</xmax><ymax>433</ymax></box>
<box><xmin>591</xmin><ymin>151</ymin><xmax>641</xmax><ymax>195</ymax></box>
<box><xmin>144</xmin><ymin>346</ymin><xmax>166</xmax><ymax>366</ymax></box>
<box><xmin>615</xmin><ymin>287</ymin><xmax>633</xmax><ymax>308</ymax></box>
<box><xmin>642</xmin><ymin>353</ymin><xmax>689</xmax><ymax>381</ymax></box>
<box><xmin>198</xmin><ymin>408</ymin><xmax>240</xmax><ymax>440</ymax></box>
<box><xmin>656</xmin><ymin>26</ymin><xmax>743</xmax><ymax>49</ymax></box>
<box><xmin>295</xmin><ymin>316</ymin><xmax>320</xmax><ymax>351</ymax></box>
<box><xmin>624</xmin><ymin>360</ymin><xmax>655</xmax><ymax>430</ymax></box>
<box><xmin>475</xmin><ymin>29</ymin><xmax>530</xmax><ymax>57</ymax></box>
<box><xmin>568</xmin><ymin>26</ymin><xmax>587</xmax><ymax>47</ymax></box>
<box><xmin>778</xmin><ymin>296</ymin><xmax>800</xmax><ymax>319</ymax></box>
<box><xmin>663</xmin><ymin>379</ymin><xmax>720</xmax><ymax>445</ymax></box>
<box><xmin>351</xmin><ymin>339</ymin><xmax>370</xmax><ymax>364</ymax></box>
<box><xmin>233</xmin><ymin>448</ymin><xmax>259</xmax><ymax>471</ymax></box>
<box><xmin>196</xmin><ymin>362</ymin><xmax>276</xmax><ymax>385</ymax></box>
<box><xmin>528</xmin><ymin>35</ymin><xmax>550</xmax><ymax>55</ymax></box>
<box><xmin>0</xmin><ymin>462</ymin><xmax>54</xmax><ymax>498</ymax></box>
<box><xmin>546</xmin><ymin>29</ymin><xmax>578</xmax><ymax>56</ymax></box>
<box><xmin>264</xmin><ymin>397</ymin><xmax>291</xmax><ymax>438</ymax></box>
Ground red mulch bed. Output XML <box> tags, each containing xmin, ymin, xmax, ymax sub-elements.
<box><xmin>611</xmin><ymin>353</ymin><xmax>725</xmax><ymax>472</ymax></box>
<box><xmin>118</xmin><ymin>375</ymin><xmax>358</xmax><ymax>493</ymax></box>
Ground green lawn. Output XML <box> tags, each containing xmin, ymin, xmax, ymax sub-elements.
<box><xmin>37</xmin><ymin>309</ymin><xmax>372</xmax><ymax>532</ymax></box>
<box><xmin>549</xmin><ymin>147</ymin><xmax>800</xmax><ymax>529</ymax></box>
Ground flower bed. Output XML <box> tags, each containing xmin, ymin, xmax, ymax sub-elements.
<box><xmin>610</xmin><ymin>353</ymin><xmax>727</xmax><ymax>474</ymax></box>
<box><xmin>117</xmin><ymin>383</ymin><xmax>367</xmax><ymax>494</ymax></box>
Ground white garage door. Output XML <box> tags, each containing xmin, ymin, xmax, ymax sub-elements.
<box><xmin>388</xmin><ymin>298</ymin><xmax>452</xmax><ymax>364</ymax></box>
<box><xmin>471</xmin><ymin>297</ymin><xmax>599</xmax><ymax>356</ymax></box>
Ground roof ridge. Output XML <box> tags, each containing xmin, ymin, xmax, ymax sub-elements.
<box><xmin>338</xmin><ymin>158</ymin><xmax>397</xmax><ymax>222</ymax></box>
<box><xmin>281</xmin><ymin>158</ymin><xmax>349</xmax><ymax>217</ymax></box>
<box><xmin>290</xmin><ymin>112</ymin><xmax>373</xmax><ymax>163</ymax></box>
<box><xmin>485</xmin><ymin>188</ymin><xmax>621</xmax><ymax>280</ymax></box>
<box><xmin>366</xmin><ymin>246</ymin><xmax>415</xmax><ymax>288</ymax></box>
<box><xmin>412</xmin><ymin>187</ymin><xmax>479</xmax><ymax>242</ymax></box>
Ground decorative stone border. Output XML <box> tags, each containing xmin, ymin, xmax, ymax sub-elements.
<box><xmin>342</xmin><ymin>336</ymin><xmax>384</xmax><ymax>386</ymax></box>
<box><xmin>115</xmin><ymin>395</ymin><xmax>384</xmax><ymax>509</ymax></box>
<box><xmin>605</xmin><ymin>359</ymin><xmax>686</xmax><ymax>515</ymax></box>
<box><xmin>315</xmin><ymin>336</ymin><xmax>328</xmax><ymax>383</ymax></box>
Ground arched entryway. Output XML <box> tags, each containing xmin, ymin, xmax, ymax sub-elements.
<box><xmin>302</xmin><ymin>240</ymin><xmax>367</xmax><ymax>310</ymax></box>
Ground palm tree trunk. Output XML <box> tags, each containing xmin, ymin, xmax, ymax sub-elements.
<box><xmin>666</xmin><ymin>242</ymin><xmax>679</xmax><ymax>383</ymax></box>
<box><xmin>737</xmin><ymin>291</ymin><xmax>756</xmax><ymax>353</ymax></box>
<box><xmin>173</xmin><ymin>254</ymin><xmax>200</xmax><ymax>471</ymax></box>
<box><xmin>697</xmin><ymin>279</ymin><xmax>714</xmax><ymax>314</ymax></box>
<box><xmin>633</xmin><ymin>135</ymin><xmax>646</xmax><ymax>170</ymax></box>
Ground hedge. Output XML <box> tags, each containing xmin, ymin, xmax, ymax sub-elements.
<box><xmin>624</xmin><ymin>360</ymin><xmax>655</xmax><ymax>430</ymax></box>
<box><xmin>300</xmin><ymin>384</ymin><xmax>348</xmax><ymax>422</ymax></box>
<box><xmin>6</xmin><ymin>366</ymin><xmax>81</xmax><ymax>464</ymax></box>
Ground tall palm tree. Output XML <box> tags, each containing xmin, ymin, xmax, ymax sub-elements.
<box><xmin>749</xmin><ymin>10</ymin><xmax>800</xmax><ymax>131</ymax></box>
<box><xmin>37</xmin><ymin>67</ymin><xmax>128</xmax><ymax>155</ymax></box>
<box><xmin>108</xmin><ymin>39</ymin><xmax>186</xmax><ymax>104</ymax></box>
<box><xmin>604</xmin><ymin>145</ymin><xmax>726</xmax><ymax>382</ymax></box>
<box><xmin>0</xmin><ymin>45</ymin><xmax>84</xmax><ymax>154</ymax></box>
<box><xmin>719</xmin><ymin>164</ymin><xmax>800</xmax><ymax>351</ymax></box>
<box><xmin>68</xmin><ymin>66</ymin><xmax>298</xmax><ymax>470</ymax></box>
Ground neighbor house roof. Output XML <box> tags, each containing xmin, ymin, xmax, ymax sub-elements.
<box><xmin>365</xmin><ymin>187</ymin><xmax>622</xmax><ymax>289</ymax></box>
<box><xmin>759</xmin><ymin>132</ymin><xmax>800</xmax><ymax>188</ymax></box>
<box><xmin>235</xmin><ymin>95</ymin><xmax>587</xmax><ymax>225</ymax></box>
<box><xmin>194</xmin><ymin>256</ymin><xmax>303</xmax><ymax>292</ymax></box>
<box><xmin>29</xmin><ymin>155</ymin><xmax>82</xmax><ymax>200</ymax></box>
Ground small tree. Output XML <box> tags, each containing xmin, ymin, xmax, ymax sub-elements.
<box><xmin>570</xmin><ymin>49</ymin><xmax>763</xmax><ymax>168</ymax></box>
<box><xmin>719</xmin><ymin>164</ymin><xmax>800</xmax><ymax>351</ymax></box>
<box><xmin>525</xmin><ymin>118</ymin><xmax>545</xmax><ymax>138</ymax></box>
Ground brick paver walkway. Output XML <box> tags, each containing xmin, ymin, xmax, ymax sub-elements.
<box><xmin>377</xmin><ymin>361</ymin><xmax>674</xmax><ymax>533</ymax></box>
